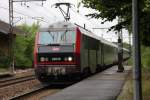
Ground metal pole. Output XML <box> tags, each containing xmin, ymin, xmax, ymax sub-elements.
<box><xmin>9</xmin><ymin>0</ymin><xmax>15</xmax><ymax>73</ymax></box>
<box><xmin>117</xmin><ymin>18</ymin><xmax>124</xmax><ymax>72</ymax></box>
<box><xmin>8</xmin><ymin>0</ymin><xmax>46</xmax><ymax>73</ymax></box>
<box><xmin>9</xmin><ymin>0</ymin><xmax>46</xmax><ymax>74</ymax></box>
<box><xmin>132</xmin><ymin>0</ymin><xmax>142</xmax><ymax>100</ymax></box>
<box><xmin>117</xmin><ymin>29</ymin><xmax>124</xmax><ymax>72</ymax></box>
<box><xmin>129</xmin><ymin>34</ymin><xmax>132</xmax><ymax>56</ymax></box>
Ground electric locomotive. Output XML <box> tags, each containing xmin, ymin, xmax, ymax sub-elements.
<box><xmin>34</xmin><ymin>21</ymin><xmax>130</xmax><ymax>83</ymax></box>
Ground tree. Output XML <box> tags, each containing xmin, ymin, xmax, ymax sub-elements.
<box><xmin>14</xmin><ymin>22</ymin><xmax>39</xmax><ymax>68</ymax></box>
<box><xmin>82</xmin><ymin>0</ymin><xmax>150</xmax><ymax>46</ymax></box>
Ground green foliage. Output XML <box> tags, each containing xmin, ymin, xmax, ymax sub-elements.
<box><xmin>123</xmin><ymin>43</ymin><xmax>131</xmax><ymax>49</ymax></box>
<box><xmin>125</xmin><ymin>45</ymin><xmax>150</xmax><ymax>69</ymax></box>
<box><xmin>141</xmin><ymin>45</ymin><xmax>150</xmax><ymax>70</ymax></box>
<box><xmin>0</xmin><ymin>50</ymin><xmax>9</xmax><ymax>68</ymax></box>
<box><xmin>82</xmin><ymin>0</ymin><xmax>150</xmax><ymax>46</ymax></box>
<box><xmin>14</xmin><ymin>23</ymin><xmax>39</xmax><ymax>68</ymax></box>
<box><xmin>117</xmin><ymin>71</ymin><xmax>150</xmax><ymax>100</ymax></box>
<box><xmin>82</xmin><ymin>0</ymin><xmax>132</xmax><ymax>31</ymax></box>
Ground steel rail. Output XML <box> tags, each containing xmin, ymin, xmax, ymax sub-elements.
<box><xmin>9</xmin><ymin>84</ymin><xmax>54</xmax><ymax>100</ymax></box>
<box><xmin>0</xmin><ymin>75</ymin><xmax>36</xmax><ymax>88</ymax></box>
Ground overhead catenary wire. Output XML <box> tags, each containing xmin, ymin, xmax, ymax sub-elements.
<box><xmin>0</xmin><ymin>0</ymin><xmax>107</xmax><ymax>28</ymax></box>
<box><xmin>32</xmin><ymin>2</ymin><xmax>57</xmax><ymax>16</ymax></box>
<box><xmin>0</xmin><ymin>5</ymin><xmax>49</xmax><ymax>23</ymax></box>
<box><xmin>13</xmin><ymin>0</ymin><xmax>53</xmax><ymax>24</ymax></box>
<box><xmin>31</xmin><ymin>2</ymin><xmax>60</xmax><ymax>22</ymax></box>
<box><xmin>36</xmin><ymin>0</ymin><xmax>98</xmax><ymax>26</ymax></box>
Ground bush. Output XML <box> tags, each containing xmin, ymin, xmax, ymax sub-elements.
<box><xmin>14</xmin><ymin>23</ymin><xmax>39</xmax><ymax>69</ymax></box>
<box><xmin>141</xmin><ymin>45</ymin><xmax>150</xmax><ymax>70</ymax></box>
<box><xmin>0</xmin><ymin>50</ymin><xmax>9</xmax><ymax>68</ymax></box>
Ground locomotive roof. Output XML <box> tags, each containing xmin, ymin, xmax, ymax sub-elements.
<box><xmin>40</xmin><ymin>21</ymin><xmax>118</xmax><ymax>48</ymax></box>
<box><xmin>40</xmin><ymin>21</ymin><xmax>76</xmax><ymax>32</ymax></box>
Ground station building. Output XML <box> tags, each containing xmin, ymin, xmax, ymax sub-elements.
<box><xmin>0</xmin><ymin>20</ymin><xmax>22</xmax><ymax>56</ymax></box>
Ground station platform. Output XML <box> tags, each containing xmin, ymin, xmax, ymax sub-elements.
<box><xmin>0</xmin><ymin>72</ymin><xmax>12</xmax><ymax>78</ymax></box>
<box><xmin>43</xmin><ymin>66</ymin><xmax>131</xmax><ymax>100</ymax></box>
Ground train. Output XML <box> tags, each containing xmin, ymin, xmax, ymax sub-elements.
<box><xmin>33</xmin><ymin>21</ymin><xmax>130</xmax><ymax>83</ymax></box>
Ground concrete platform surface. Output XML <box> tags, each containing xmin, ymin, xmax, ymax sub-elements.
<box><xmin>43</xmin><ymin>66</ymin><xmax>131</xmax><ymax>100</ymax></box>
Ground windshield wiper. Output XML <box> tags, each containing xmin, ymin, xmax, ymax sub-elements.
<box><xmin>37</xmin><ymin>44</ymin><xmax>47</xmax><ymax>46</ymax></box>
<box><xmin>59</xmin><ymin>43</ymin><xmax>75</xmax><ymax>45</ymax></box>
<box><xmin>61</xmin><ymin>30</ymin><xmax>68</xmax><ymax>41</ymax></box>
<box><xmin>46</xmin><ymin>43</ymin><xmax>60</xmax><ymax>46</ymax></box>
<box><xmin>48</xmin><ymin>31</ymin><xmax>54</xmax><ymax>41</ymax></box>
<box><xmin>37</xmin><ymin>43</ymin><xmax>60</xmax><ymax>46</ymax></box>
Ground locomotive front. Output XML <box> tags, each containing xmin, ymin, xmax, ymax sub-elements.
<box><xmin>34</xmin><ymin>22</ymin><xmax>81</xmax><ymax>82</ymax></box>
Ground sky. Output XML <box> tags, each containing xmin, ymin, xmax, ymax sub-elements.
<box><xmin>0</xmin><ymin>0</ymin><xmax>131</xmax><ymax>44</ymax></box>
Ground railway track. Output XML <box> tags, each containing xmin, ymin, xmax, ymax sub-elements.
<box><xmin>9</xmin><ymin>82</ymin><xmax>76</xmax><ymax>99</ymax></box>
<box><xmin>0</xmin><ymin>75</ymin><xmax>36</xmax><ymax>88</ymax></box>
<box><xmin>9</xmin><ymin>84</ymin><xmax>50</xmax><ymax>100</ymax></box>
<box><xmin>8</xmin><ymin>67</ymin><xmax>115</xmax><ymax>100</ymax></box>
<box><xmin>0</xmin><ymin>67</ymin><xmax>112</xmax><ymax>100</ymax></box>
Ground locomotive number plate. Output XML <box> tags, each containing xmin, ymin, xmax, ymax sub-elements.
<box><xmin>48</xmin><ymin>67</ymin><xmax>66</xmax><ymax>75</ymax></box>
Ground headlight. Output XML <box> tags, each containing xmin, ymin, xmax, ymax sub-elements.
<box><xmin>40</xmin><ymin>57</ymin><xmax>45</xmax><ymax>62</ymax></box>
<box><xmin>68</xmin><ymin>57</ymin><xmax>73</xmax><ymax>61</ymax></box>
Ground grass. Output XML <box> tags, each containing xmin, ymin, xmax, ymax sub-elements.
<box><xmin>0</xmin><ymin>67</ymin><xmax>10</xmax><ymax>73</ymax></box>
<box><xmin>117</xmin><ymin>69</ymin><xmax>150</xmax><ymax>100</ymax></box>
<box><xmin>118</xmin><ymin>45</ymin><xmax>150</xmax><ymax>100</ymax></box>
<box><xmin>117</xmin><ymin>72</ymin><xmax>133</xmax><ymax>100</ymax></box>
<box><xmin>142</xmin><ymin>69</ymin><xmax>150</xmax><ymax>100</ymax></box>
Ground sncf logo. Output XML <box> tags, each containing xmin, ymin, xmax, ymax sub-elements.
<box><xmin>52</xmin><ymin>47</ymin><xmax>60</xmax><ymax>51</ymax></box>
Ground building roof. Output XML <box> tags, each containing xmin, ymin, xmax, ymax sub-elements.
<box><xmin>0</xmin><ymin>20</ymin><xmax>23</xmax><ymax>35</ymax></box>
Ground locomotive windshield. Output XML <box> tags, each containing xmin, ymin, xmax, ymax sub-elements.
<box><xmin>38</xmin><ymin>30</ymin><xmax>76</xmax><ymax>45</ymax></box>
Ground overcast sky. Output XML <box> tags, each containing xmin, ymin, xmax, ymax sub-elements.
<box><xmin>0</xmin><ymin>0</ymin><xmax>130</xmax><ymax>43</ymax></box>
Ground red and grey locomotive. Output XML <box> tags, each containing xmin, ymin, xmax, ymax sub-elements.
<box><xmin>33</xmin><ymin>21</ymin><xmax>129</xmax><ymax>83</ymax></box>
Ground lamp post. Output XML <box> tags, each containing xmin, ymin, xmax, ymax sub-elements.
<box><xmin>117</xmin><ymin>30</ymin><xmax>124</xmax><ymax>72</ymax></box>
<box><xmin>132</xmin><ymin>0</ymin><xmax>142</xmax><ymax>99</ymax></box>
